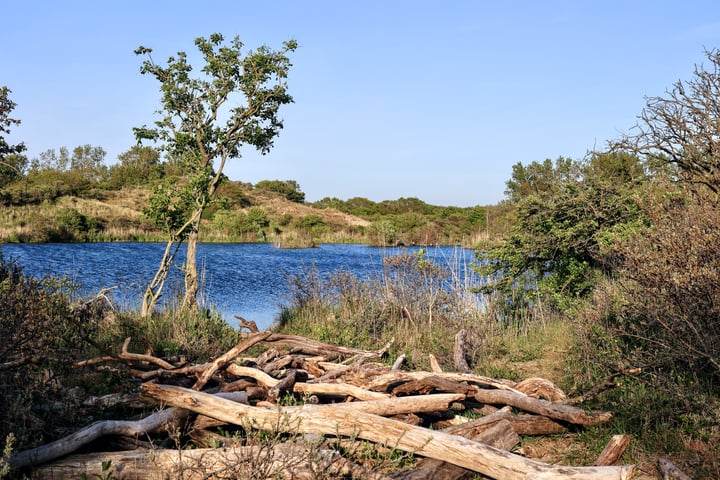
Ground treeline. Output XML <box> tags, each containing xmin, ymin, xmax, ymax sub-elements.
<box><xmin>0</xmin><ymin>141</ymin><xmax>493</xmax><ymax>246</ymax></box>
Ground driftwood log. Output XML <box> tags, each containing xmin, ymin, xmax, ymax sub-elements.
<box><xmin>140</xmin><ymin>383</ymin><xmax>635</xmax><ymax>480</ymax></box>
<box><xmin>30</xmin><ymin>444</ymin><xmax>394</xmax><ymax>480</ymax></box>
<box><xmin>594</xmin><ymin>434</ymin><xmax>632</xmax><ymax>466</ymax></box>
<box><xmin>658</xmin><ymin>457</ymin><xmax>693</xmax><ymax>480</ymax></box>
<box><xmin>9</xmin><ymin>392</ymin><xmax>249</xmax><ymax>469</ymax></box>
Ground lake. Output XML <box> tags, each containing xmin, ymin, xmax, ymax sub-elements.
<box><xmin>0</xmin><ymin>242</ymin><xmax>477</xmax><ymax>330</ymax></box>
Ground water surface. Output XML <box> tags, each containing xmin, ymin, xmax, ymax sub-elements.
<box><xmin>1</xmin><ymin>242</ymin><xmax>476</xmax><ymax>330</ymax></box>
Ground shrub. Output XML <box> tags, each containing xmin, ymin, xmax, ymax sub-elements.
<box><xmin>570</xmin><ymin>189</ymin><xmax>720</xmax><ymax>477</ymax></box>
<box><xmin>607</xmin><ymin>191</ymin><xmax>720</xmax><ymax>384</ymax></box>
<box><xmin>0</xmin><ymin>253</ymin><xmax>106</xmax><ymax>451</ymax></box>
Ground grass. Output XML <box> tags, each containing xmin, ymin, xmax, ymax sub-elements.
<box><xmin>275</xmin><ymin>248</ymin><xmax>492</xmax><ymax>371</ymax></box>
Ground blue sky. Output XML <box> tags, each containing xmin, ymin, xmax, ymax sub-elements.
<box><xmin>3</xmin><ymin>1</ymin><xmax>720</xmax><ymax>206</ymax></box>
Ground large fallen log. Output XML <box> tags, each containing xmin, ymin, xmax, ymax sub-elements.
<box><xmin>261</xmin><ymin>333</ymin><xmax>393</xmax><ymax>361</ymax></box>
<box><xmin>392</xmin><ymin>408</ymin><xmax>521</xmax><ymax>480</ymax></box>
<box><xmin>358</xmin><ymin>370</ymin><xmax>521</xmax><ymax>393</ymax></box>
<box><xmin>141</xmin><ymin>383</ymin><xmax>636</xmax><ymax>480</ymax></box>
<box><xmin>29</xmin><ymin>443</ymin><xmax>394</xmax><ymax>480</ymax></box>
<box><xmin>473</xmin><ymin>388</ymin><xmax>613</xmax><ymax>426</ymax></box>
<box><xmin>9</xmin><ymin>391</ymin><xmax>248</xmax><ymax>469</ymax></box>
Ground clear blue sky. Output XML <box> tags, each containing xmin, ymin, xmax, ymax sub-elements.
<box><xmin>3</xmin><ymin>1</ymin><xmax>720</xmax><ymax>206</ymax></box>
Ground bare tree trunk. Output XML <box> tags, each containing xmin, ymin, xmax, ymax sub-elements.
<box><xmin>182</xmin><ymin>221</ymin><xmax>200</xmax><ymax>313</ymax></box>
<box><xmin>141</xmin><ymin>239</ymin><xmax>183</xmax><ymax>317</ymax></box>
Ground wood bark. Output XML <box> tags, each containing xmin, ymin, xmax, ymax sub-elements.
<box><xmin>193</xmin><ymin>331</ymin><xmax>271</xmax><ymax>390</ymax></box>
<box><xmin>392</xmin><ymin>419</ymin><xmax>519</xmax><ymax>480</ymax></box>
<box><xmin>361</xmin><ymin>370</ymin><xmax>521</xmax><ymax>393</ymax></box>
<box><xmin>392</xmin><ymin>354</ymin><xmax>406</xmax><ymax>370</ymax></box>
<box><xmin>10</xmin><ymin>391</ymin><xmax>248</xmax><ymax>469</ymax></box>
<box><xmin>393</xmin><ymin>408</ymin><xmax>521</xmax><ymax>480</ymax></box>
<box><xmin>140</xmin><ymin>383</ymin><xmax>635</xmax><ymax>480</ymax></box>
<box><xmin>473</xmin><ymin>388</ymin><xmax>613</xmax><ymax>426</ymax></box>
<box><xmin>657</xmin><ymin>457</ymin><xmax>693</xmax><ymax>480</ymax></box>
<box><xmin>226</xmin><ymin>364</ymin><xmax>391</xmax><ymax>401</ymax></box>
<box><xmin>390</xmin><ymin>375</ymin><xmax>474</xmax><ymax>396</ymax></box>
<box><xmin>261</xmin><ymin>333</ymin><xmax>393</xmax><ymax>360</ymax></box>
<box><xmin>30</xmin><ymin>444</ymin><xmax>393</xmax><ymax>480</ymax></box>
<box><xmin>594</xmin><ymin>434</ymin><xmax>632</xmax><ymax>466</ymax></box>
<box><xmin>453</xmin><ymin>329</ymin><xmax>471</xmax><ymax>374</ymax></box>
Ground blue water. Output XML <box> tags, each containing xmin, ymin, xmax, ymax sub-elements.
<box><xmin>0</xmin><ymin>242</ymin><xmax>477</xmax><ymax>330</ymax></box>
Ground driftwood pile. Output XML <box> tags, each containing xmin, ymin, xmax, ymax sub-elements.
<box><xmin>8</xmin><ymin>326</ymin><xmax>676</xmax><ymax>479</ymax></box>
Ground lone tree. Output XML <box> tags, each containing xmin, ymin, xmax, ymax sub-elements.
<box><xmin>135</xmin><ymin>33</ymin><xmax>296</xmax><ymax>316</ymax></box>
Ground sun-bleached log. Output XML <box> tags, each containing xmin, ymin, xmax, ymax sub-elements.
<box><xmin>473</xmin><ymin>388</ymin><xmax>613</xmax><ymax>426</ymax></box>
<box><xmin>360</xmin><ymin>370</ymin><xmax>521</xmax><ymax>393</ymax></box>
<box><xmin>10</xmin><ymin>392</ymin><xmax>248</xmax><ymax>469</ymax></box>
<box><xmin>193</xmin><ymin>331</ymin><xmax>272</xmax><ymax>390</ymax></box>
<box><xmin>29</xmin><ymin>444</ymin><xmax>394</xmax><ymax>480</ymax></box>
<box><xmin>594</xmin><ymin>434</ymin><xmax>632</xmax><ymax>466</ymax></box>
<box><xmin>141</xmin><ymin>383</ymin><xmax>635</xmax><ymax>480</ymax></box>
<box><xmin>260</xmin><ymin>333</ymin><xmax>393</xmax><ymax>361</ymax></box>
<box><xmin>226</xmin><ymin>364</ymin><xmax>390</xmax><ymax>401</ymax></box>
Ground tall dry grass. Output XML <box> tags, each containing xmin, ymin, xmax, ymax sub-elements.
<box><xmin>275</xmin><ymin>248</ymin><xmax>558</xmax><ymax>373</ymax></box>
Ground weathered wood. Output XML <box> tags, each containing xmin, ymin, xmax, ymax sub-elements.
<box><xmin>474</xmin><ymin>388</ymin><xmax>613</xmax><ymax>426</ymax></box>
<box><xmin>141</xmin><ymin>383</ymin><xmax>635</xmax><ymax>480</ymax></box>
<box><xmin>298</xmin><ymin>358</ymin><xmax>325</xmax><ymax>377</ymax></box>
<box><xmin>292</xmin><ymin>382</ymin><xmax>390</xmax><ymax>401</ymax></box>
<box><xmin>11</xmin><ymin>409</ymin><xmax>186</xmax><ymax>469</ymax></box>
<box><xmin>227</xmin><ymin>364</ymin><xmax>391</xmax><ymax>401</ymax></box>
<box><xmin>260</xmin><ymin>354</ymin><xmax>294</xmax><ymax>375</ymax></box>
<box><xmin>261</xmin><ymin>333</ymin><xmax>392</xmax><ymax>361</ymax></box>
<box><xmin>429</xmin><ymin>354</ymin><xmax>443</xmax><ymax>373</ymax></box>
<box><xmin>361</xmin><ymin>370</ymin><xmax>521</xmax><ymax>393</ymax></box>
<box><xmin>594</xmin><ymin>434</ymin><xmax>632</xmax><ymax>466</ymax></box>
<box><xmin>234</xmin><ymin>314</ymin><xmax>259</xmax><ymax>333</ymax></box>
<box><xmin>435</xmin><ymin>409</ymin><xmax>567</xmax><ymax>435</ymax></box>
<box><xmin>193</xmin><ymin>331</ymin><xmax>272</xmax><ymax>390</ymax></box>
<box><xmin>30</xmin><ymin>444</ymin><xmax>393</xmax><ymax>480</ymax></box>
<box><xmin>392</xmin><ymin>419</ymin><xmax>519</xmax><ymax>480</ymax></box>
<box><xmin>268</xmin><ymin>368</ymin><xmax>299</xmax><ymax>401</ymax></box>
<box><xmin>10</xmin><ymin>391</ymin><xmax>248</xmax><ymax>469</ymax></box>
<box><xmin>453</xmin><ymin>329</ymin><xmax>472</xmax><ymax>374</ymax></box>
<box><xmin>492</xmin><ymin>411</ymin><xmax>568</xmax><ymax>436</ymax></box>
<box><xmin>392</xmin><ymin>354</ymin><xmax>407</xmax><ymax>370</ymax></box>
<box><xmin>658</xmin><ymin>457</ymin><xmax>693</xmax><ymax>480</ymax></box>
<box><xmin>391</xmin><ymin>376</ymin><xmax>473</xmax><ymax>396</ymax></box>
<box><xmin>514</xmin><ymin>377</ymin><xmax>567</xmax><ymax>402</ymax></box>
